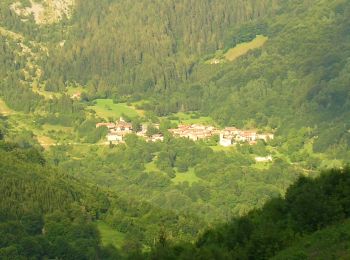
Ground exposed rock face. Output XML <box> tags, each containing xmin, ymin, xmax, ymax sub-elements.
<box><xmin>11</xmin><ymin>0</ymin><xmax>75</xmax><ymax>25</ymax></box>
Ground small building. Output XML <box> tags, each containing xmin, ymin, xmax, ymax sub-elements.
<box><xmin>149</xmin><ymin>134</ymin><xmax>164</xmax><ymax>142</ymax></box>
<box><xmin>107</xmin><ymin>133</ymin><xmax>123</xmax><ymax>143</ymax></box>
<box><xmin>219</xmin><ymin>133</ymin><xmax>234</xmax><ymax>147</ymax></box>
<box><xmin>96</xmin><ymin>122</ymin><xmax>116</xmax><ymax>129</ymax></box>
<box><xmin>255</xmin><ymin>155</ymin><xmax>273</xmax><ymax>163</ymax></box>
<box><xmin>71</xmin><ymin>92</ymin><xmax>81</xmax><ymax>100</ymax></box>
<box><xmin>115</xmin><ymin>117</ymin><xmax>133</xmax><ymax>131</ymax></box>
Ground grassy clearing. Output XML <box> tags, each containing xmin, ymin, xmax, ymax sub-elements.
<box><xmin>224</xmin><ymin>35</ymin><xmax>268</xmax><ymax>61</ymax></box>
<box><xmin>207</xmin><ymin>35</ymin><xmax>268</xmax><ymax>64</ymax></box>
<box><xmin>32</xmin><ymin>83</ymin><xmax>61</xmax><ymax>99</ymax></box>
<box><xmin>97</xmin><ymin>221</ymin><xmax>125</xmax><ymax>249</ymax></box>
<box><xmin>88</xmin><ymin>99</ymin><xmax>140</xmax><ymax>120</ymax></box>
<box><xmin>172</xmin><ymin>168</ymin><xmax>201</xmax><ymax>185</ymax></box>
<box><xmin>66</xmin><ymin>85</ymin><xmax>85</xmax><ymax>96</ymax></box>
<box><xmin>36</xmin><ymin>135</ymin><xmax>56</xmax><ymax>148</ymax></box>
<box><xmin>42</xmin><ymin>124</ymin><xmax>73</xmax><ymax>133</ymax></box>
<box><xmin>145</xmin><ymin>160</ymin><xmax>159</xmax><ymax>172</ymax></box>
<box><xmin>0</xmin><ymin>99</ymin><xmax>15</xmax><ymax>116</ymax></box>
<box><xmin>209</xmin><ymin>145</ymin><xmax>234</xmax><ymax>152</ymax></box>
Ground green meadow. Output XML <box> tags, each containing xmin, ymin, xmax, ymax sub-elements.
<box><xmin>88</xmin><ymin>99</ymin><xmax>140</xmax><ymax>120</ymax></box>
<box><xmin>97</xmin><ymin>221</ymin><xmax>125</xmax><ymax>249</ymax></box>
<box><xmin>0</xmin><ymin>98</ymin><xmax>15</xmax><ymax>116</ymax></box>
<box><xmin>172</xmin><ymin>168</ymin><xmax>201</xmax><ymax>185</ymax></box>
<box><xmin>207</xmin><ymin>35</ymin><xmax>268</xmax><ymax>64</ymax></box>
<box><xmin>224</xmin><ymin>35</ymin><xmax>268</xmax><ymax>61</ymax></box>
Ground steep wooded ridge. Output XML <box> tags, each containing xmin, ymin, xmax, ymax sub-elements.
<box><xmin>42</xmin><ymin>0</ymin><xmax>278</xmax><ymax>91</ymax></box>
<box><xmin>148</xmin><ymin>168</ymin><xmax>350</xmax><ymax>259</ymax></box>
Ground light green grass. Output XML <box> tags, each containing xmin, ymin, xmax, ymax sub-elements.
<box><xmin>42</xmin><ymin>124</ymin><xmax>73</xmax><ymax>133</ymax></box>
<box><xmin>32</xmin><ymin>83</ymin><xmax>61</xmax><ymax>99</ymax></box>
<box><xmin>0</xmin><ymin>98</ymin><xmax>15</xmax><ymax>116</ymax></box>
<box><xmin>88</xmin><ymin>99</ymin><xmax>140</xmax><ymax>120</ymax></box>
<box><xmin>207</xmin><ymin>35</ymin><xmax>268</xmax><ymax>64</ymax></box>
<box><xmin>172</xmin><ymin>168</ymin><xmax>201</xmax><ymax>185</ymax></box>
<box><xmin>209</xmin><ymin>145</ymin><xmax>234</xmax><ymax>152</ymax></box>
<box><xmin>97</xmin><ymin>221</ymin><xmax>125</xmax><ymax>249</ymax></box>
<box><xmin>224</xmin><ymin>35</ymin><xmax>268</xmax><ymax>61</ymax></box>
<box><xmin>66</xmin><ymin>85</ymin><xmax>85</xmax><ymax>95</ymax></box>
<box><xmin>145</xmin><ymin>160</ymin><xmax>159</xmax><ymax>172</ymax></box>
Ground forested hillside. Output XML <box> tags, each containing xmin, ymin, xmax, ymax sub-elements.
<box><xmin>2</xmin><ymin>136</ymin><xmax>350</xmax><ymax>258</ymax></box>
<box><xmin>1</xmin><ymin>0</ymin><xmax>350</xmax><ymax>258</ymax></box>
<box><xmin>0</xmin><ymin>138</ymin><xmax>208</xmax><ymax>258</ymax></box>
<box><xmin>1</xmin><ymin>0</ymin><xmax>349</xmax><ymax>151</ymax></box>
<box><xmin>147</xmin><ymin>168</ymin><xmax>350</xmax><ymax>259</ymax></box>
<box><xmin>42</xmin><ymin>0</ymin><xmax>278</xmax><ymax>93</ymax></box>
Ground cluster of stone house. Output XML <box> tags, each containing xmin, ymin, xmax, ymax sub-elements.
<box><xmin>136</xmin><ymin>123</ymin><xmax>164</xmax><ymax>142</ymax></box>
<box><xmin>168</xmin><ymin>124</ymin><xmax>219</xmax><ymax>141</ymax></box>
<box><xmin>219</xmin><ymin>127</ymin><xmax>274</xmax><ymax>147</ymax></box>
<box><xmin>168</xmin><ymin>124</ymin><xmax>274</xmax><ymax>146</ymax></box>
<box><xmin>97</xmin><ymin>119</ymin><xmax>274</xmax><ymax>147</ymax></box>
<box><xmin>96</xmin><ymin>118</ymin><xmax>164</xmax><ymax>143</ymax></box>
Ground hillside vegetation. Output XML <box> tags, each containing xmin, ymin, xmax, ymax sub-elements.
<box><xmin>2</xmin><ymin>137</ymin><xmax>349</xmax><ymax>258</ymax></box>
<box><xmin>0</xmin><ymin>0</ymin><xmax>350</xmax><ymax>259</ymax></box>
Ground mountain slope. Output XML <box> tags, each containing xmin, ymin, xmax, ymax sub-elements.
<box><xmin>272</xmin><ymin>220</ymin><xmax>350</xmax><ymax>260</ymax></box>
<box><xmin>147</xmin><ymin>167</ymin><xmax>350</xmax><ymax>259</ymax></box>
<box><xmin>40</xmin><ymin>0</ymin><xmax>279</xmax><ymax>93</ymax></box>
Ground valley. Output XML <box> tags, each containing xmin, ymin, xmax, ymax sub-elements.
<box><xmin>0</xmin><ymin>0</ymin><xmax>350</xmax><ymax>258</ymax></box>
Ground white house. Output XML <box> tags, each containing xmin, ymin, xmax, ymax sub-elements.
<box><xmin>219</xmin><ymin>133</ymin><xmax>234</xmax><ymax>147</ymax></box>
<box><xmin>107</xmin><ymin>133</ymin><xmax>123</xmax><ymax>143</ymax></box>
<box><xmin>255</xmin><ymin>155</ymin><xmax>273</xmax><ymax>163</ymax></box>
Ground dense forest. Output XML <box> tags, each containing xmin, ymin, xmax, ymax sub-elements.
<box><xmin>42</xmin><ymin>0</ymin><xmax>279</xmax><ymax>92</ymax></box>
<box><xmin>0</xmin><ymin>0</ymin><xmax>349</xmax><ymax>154</ymax></box>
<box><xmin>1</xmin><ymin>136</ymin><xmax>350</xmax><ymax>258</ymax></box>
<box><xmin>1</xmin><ymin>0</ymin><xmax>350</xmax><ymax>258</ymax></box>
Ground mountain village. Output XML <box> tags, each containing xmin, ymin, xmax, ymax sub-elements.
<box><xmin>96</xmin><ymin>118</ymin><xmax>274</xmax><ymax>148</ymax></box>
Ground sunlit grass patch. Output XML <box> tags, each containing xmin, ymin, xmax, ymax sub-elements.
<box><xmin>88</xmin><ymin>99</ymin><xmax>140</xmax><ymax>120</ymax></box>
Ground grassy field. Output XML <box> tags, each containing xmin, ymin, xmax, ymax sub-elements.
<box><xmin>224</xmin><ymin>35</ymin><xmax>268</xmax><ymax>61</ymax></box>
<box><xmin>0</xmin><ymin>99</ymin><xmax>14</xmax><ymax>116</ymax></box>
<box><xmin>66</xmin><ymin>85</ymin><xmax>85</xmax><ymax>96</ymax></box>
<box><xmin>32</xmin><ymin>82</ymin><xmax>61</xmax><ymax>99</ymax></box>
<box><xmin>88</xmin><ymin>99</ymin><xmax>140</xmax><ymax>120</ymax></box>
<box><xmin>209</xmin><ymin>145</ymin><xmax>234</xmax><ymax>152</ymax></box>
<box><xmin>172</xmin><ymin>168</ymin><xmax>201</xmax><ymax>185</ymax></box>
<box><xmin>145</xmin><ymin>160</ymin><xmax>159</xmax><ymax>172</ymax></box>
<box><xmin>97</xmin><ymin>221</ymin><xmax>125</xmax><ymax>249</ymax></box>
<box><xmin>207</xmin><ymin>35</ymin><xmax>268</xmax><ymax>64</ymax></box>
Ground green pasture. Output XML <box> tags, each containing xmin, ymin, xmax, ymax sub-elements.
<box><xmin>88</xmin><ymin>99</ymin><xmax>140</xmax><ymax>120</ymax></box>
<box><xmin>97</xmin><ymin>221</ymin><xmax>125</xmax><ymax>249</ymax></box>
